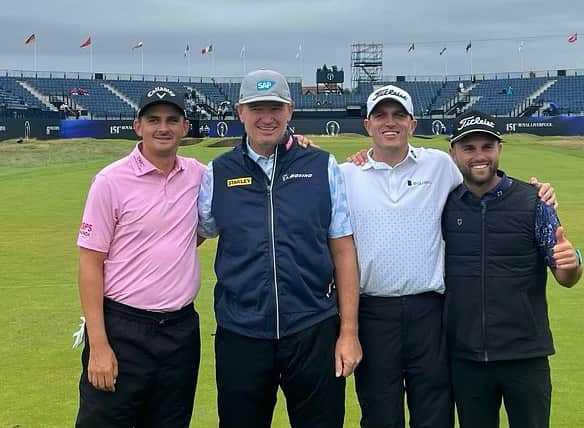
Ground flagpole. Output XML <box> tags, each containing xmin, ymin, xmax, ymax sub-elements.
<box><xmin>470</xmin><ymin>49</ymin><xmax>473</xmax><ymax>77</ymax></box>
<box><xmin>141</xmin><ymin>48</ymin><xmax>144</xmax><ymax>75</ymax></box>
<box><xmin>90</xmin><ymin>43</ymin><xmax>93</xmax><ymax>74</ymax></box>
<box><xmin>33</xmin><ymin>42</ymin><xmax>37</xmax><ymax>72</ymax></box>
<box><xmin>300</xmin><ymin>50</ymin><xmax>304</xmax><ymax>82</ymax></box>
<box><xmin>298</xmin><ymin>43</ymin><xmax>303</xmax><ymax>81</ymax></box>
<box><xmin>242</xmin><ymin>46</ymin><xmax>246</xmax><ymax>74</ymax></box>
<box><xmin>413</xmin><ymin>56</ymin><xmax>417</xmax><ymax>77</ymax></box>
<box><xmin>211</xmin><ymin>51</ymin><xmax>215</xmax><ymax>77</ymax></box>
<box><xmin>444</xmin><ymin>54</ymin><xmax>448</xmax><ymax>78</ymax></box>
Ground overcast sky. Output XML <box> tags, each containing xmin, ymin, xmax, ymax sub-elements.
<box><xmin>1</xmin><ymin>0</ymin><xmax>583</xmax><ymax>86</ymax></box>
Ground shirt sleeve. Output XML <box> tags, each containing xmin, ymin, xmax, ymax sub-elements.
<box><xmin>77</xmin><ymin>173</ymin><xmax>117</xmax><ymax>253</ymax></box>
<box><xmin>197</xmin><ymin>161</ymin><xmax>219</xmax><ymax>238</ymax></box>
<box><xmin>534</xmin><ymin>200</ymin><xmax>560</xmax><ymax>267</ymax></box>
<box><xmin>327</xmin><ymin>154</ymin><xmax>353</xmax><ymax>239</ymax></box>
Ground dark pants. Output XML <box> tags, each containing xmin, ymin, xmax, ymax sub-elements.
<box><xmin>76</xmin><ymin>299</ymin><xmax>201</xmax><ymax>428</ymax></box>
<box><xmin>215</xmin><ymin>316</ymin><xmax>345</xmax><ymax>428</ymax></box>
<box><xmin>355</xmin><ymin>293</ymin><xmax>453</xmax><ymax>428</ymax></box>
<box><xmin>451</xmin><ymin>357</ymin><xmax>551</xmax><ymax>428</ymax></box>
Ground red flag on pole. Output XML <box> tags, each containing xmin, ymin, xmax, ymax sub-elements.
<box><xmin>25</xmin><ymin>33</ymin><xmax>36</xmax><ymax>45</ymax></box>
<box><xmin>80</xmin><ymin>36</ymin><xmax>92</xmax><ymax>48</ymax></box>
<box><xmin>568</xmin><ymin>33</ymin><xmax>578</xmax><ymax>43</ymax></box>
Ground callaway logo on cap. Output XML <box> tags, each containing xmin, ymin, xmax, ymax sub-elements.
<box><xmin>367</xmin><ymin>84</ymin><xmax>414</xmax><ymax>118</ymax></box>
<box><xmin>450</xmin><ymin>110</ymin><xmax>503</xmax><ymax>145</ymax></box>
<box><xmin>138</xmin><ymin>86</ymin><xmax>186</xmax><ymax>117</ymax></box>
<box><xmin>147</xmin><ymin>86</ymin><xmax>176</xmax><ymax>98</ymax></box>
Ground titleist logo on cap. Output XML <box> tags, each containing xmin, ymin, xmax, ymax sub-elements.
<box><xmin>372</xmin><ymin>87</ymin><xmax>408</xmax><ymax>102</ymax></box>
<box><xmin>457</xmin><ymin>116</ymin><xmax>496</xmax><ymax>131</ymax></box>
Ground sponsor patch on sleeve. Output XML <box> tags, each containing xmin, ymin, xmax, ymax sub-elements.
<box><xmin>227</xmin><ymin>177</ymin><xmax>252</xmax><ymax>187</ymax></box>
<box><xmin>79</xmin><ymin>222</ymin><xmax>93</xmax><ymax>238</ymax></box>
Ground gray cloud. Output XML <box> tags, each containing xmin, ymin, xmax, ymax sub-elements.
<box><xmin>1</xmin><ymin>0</ymin><xmax>582</xmax><ymax>84</ymax></box>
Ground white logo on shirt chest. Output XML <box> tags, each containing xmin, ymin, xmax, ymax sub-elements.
<box><xmin>282</xmin><ymin>173</ymin><xmax>313</xmax><ymax>182</ymax></box>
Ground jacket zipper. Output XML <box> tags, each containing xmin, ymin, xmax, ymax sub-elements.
<box><xmin>267</xmin><ymin>148</ymin><xmax>280</xmax><ymax>339</ymax></box>
<box><xmin>480</xmin><ymin>201</ymin><xmax>488</xmax><ymax>362</ymax></box>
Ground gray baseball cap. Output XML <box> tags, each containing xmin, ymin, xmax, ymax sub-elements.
<box><xmin>238</xmin><ymin>69</ymin><xmax>292</xmax><ymax>104</ymax></box>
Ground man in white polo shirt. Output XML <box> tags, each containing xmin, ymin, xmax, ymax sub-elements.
<box><xmin>342</xmin><ymin>87</ymin><xmax>557</xmax><ymax>428</ymax></box>
<box><xmin>75</xmin><ymin>86</ymin><xmax>206</xmax><ymax>427</ymax></box>
<box><xmin>340</xmin><ymin>85</ymin><xmax>458</xmax><ymax>427</ymax></box>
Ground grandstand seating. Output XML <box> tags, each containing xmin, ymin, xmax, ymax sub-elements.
<box><xmin>0</xmin><ymin>77</ymin><xmax>47</xmax><ymax>111</ymax></box>
<box><xmin>465</xmin><ymin>77</ymin><xmax>549</xmax><ymax>116</ymax></box>
<box><xmin>428</xmin><ymin>80</ymin><xmax>472</xmax><ymax>112</ymax></box>
<box><xmin>27</xmin><ymin>78</ymin><xmax>135</xmax><ymax>117</ymax></box>
<box><xmin>535</xmin><ymin>76</ymin><xmax>584</xmax><ymax>115</ymax></box>
<box><xmin>1</xmin><ymin>71</ymin><xmax>584</xmax><ymax>119</ymax></box>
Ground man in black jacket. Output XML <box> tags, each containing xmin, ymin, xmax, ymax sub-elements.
<box><xmin>442</xmin><ymin>110</ymin><xmax>582</xmax><ymax>428</ymax></box>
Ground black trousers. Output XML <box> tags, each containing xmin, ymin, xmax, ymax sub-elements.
<box><xmin>355</xmin><ymin>293</ymin><xmax>453</xmax><ymax>428</ymax></box>
<box><xmin>76</xmin><ymin>299</ymin><xmax>201</xmax><ymax>428</ymax></box>
<box><xmin>451</xmin><ymin>357</ymin><xmax>551</xmax><ymax>428</ymax></box>
<box><xmin>215</xmin><ymin>315</ymin><xmax>345</xmax><ymax>428</ymax></box>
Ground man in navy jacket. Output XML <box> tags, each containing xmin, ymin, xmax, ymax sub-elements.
<box><xmin>198</xmin><ymin>69</ymin><xmax>361</xmax><ymax>428</ymax></box>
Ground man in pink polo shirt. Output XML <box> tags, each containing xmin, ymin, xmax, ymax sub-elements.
<box><xmin>75</xmin><ymin>86</ymin><xmax>205</xmax><ymax>428</ymax></box>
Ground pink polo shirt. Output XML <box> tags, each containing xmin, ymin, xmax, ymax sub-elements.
<box><xmin>77</xmin><ymin>143</ymin><xmax>205</xmax><ymax>311</ymax></box>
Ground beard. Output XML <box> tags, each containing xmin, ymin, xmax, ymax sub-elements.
<box><xmin>461</xmin><ymin>162</ymin><xmax>499</xmax><ymax>188</ymax></box>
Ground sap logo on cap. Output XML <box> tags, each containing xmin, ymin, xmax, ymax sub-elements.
<box><xmin>457</xmin><ymin>116</ymin><xmax>496</xmax><ymax>131</ymax></box>
<box><xmin>372</xmin><ymin>87</ymin><xmax>408</xmax><ymax>102</ymax></box>
<box><xmin>147</xmin><ymin>86</ymin><xmax>176</xmax><ymax>99</ymax></box>
<box><xmin>257</xmin><ymin>80</ymin><xmax>275</xmax><ymax>91</ymax></box>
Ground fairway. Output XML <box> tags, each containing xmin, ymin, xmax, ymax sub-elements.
<box><xmin>1</xmin><ymin>135</ymin><xmax>583</xmax><ymax>427</ymax></box>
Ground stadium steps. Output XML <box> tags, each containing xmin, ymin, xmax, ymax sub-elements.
<box><xmin>49</xmin><ymin>95</ymin><xmax>85</xmax><ymax>112</ymax></box>
<box><xmin>512</xmin><ymin>79</ymin><xmax>557</xmax><ymax>117</ymax></box>
<box><xmin>441</xmin><ymin>82</ymin><xmax>478</xmax><ymax>111</ymax></box>
<box><xmin>531</xmin><ymin>79</ymin><xmax>557</xmax><ymax>100</ymax></box>
<box><xmin>17</xmin><ymin>81</ymin><xmax>58</xmax><ymax>112</ymax></box>
<box><xmin>460</xmin><ymin>95</ymin><xmax>481</xmax><ymax>113</ymax></box>
<box><xmin>103</xmin><ymin>82</ymin><xmax>138</xmax><ymax>112</ymax></box>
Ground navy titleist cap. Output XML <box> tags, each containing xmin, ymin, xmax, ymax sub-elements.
<box><xmin>450</xmin><ymin>110</ymin><xmax>503</xmax><ymax>145</ymax></box>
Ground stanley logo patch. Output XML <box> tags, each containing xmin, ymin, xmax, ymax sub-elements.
<box><xmin>227</xmin><ymin>177</ymin><xmax>252</xmax><ymax>187</ymax></box>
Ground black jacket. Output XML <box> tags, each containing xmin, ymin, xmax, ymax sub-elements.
<box><xmin>442</xmin><ymin>180</ymin><xmax>554</xmax><ymax>362</ymax></box>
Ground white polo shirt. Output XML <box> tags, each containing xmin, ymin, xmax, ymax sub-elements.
<box><xmin>340</xmin><ymin>145</ymin><xmax>462</xmax><ymax>297</ymax></box>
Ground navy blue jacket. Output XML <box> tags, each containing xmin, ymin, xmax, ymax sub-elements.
<box><xmin>443</xmin><ymin>180</ymin><xmax>553</xmax><ymax>362</ymax></box>
<box><xmin>211</xmin><ymin>136</ymin><xmax>337</xmax><ymax>339</ymax></box>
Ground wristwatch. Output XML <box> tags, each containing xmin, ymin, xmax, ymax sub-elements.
<box><xmin>576</xmin><ymin>249</ymin><xmax>582</xmax><ymax>266</ymax></box>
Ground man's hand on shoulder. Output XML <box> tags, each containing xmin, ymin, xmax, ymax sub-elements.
<box><xmin>346</xmin><ymin>149</ymin><xmax>368</xmax><ymax>166</ymax></box>
<box><xmin>530</xmin><ymin>176</ymin><xmax>558</xmax><ymax>210</ymax></box>
<box><xmin>294</xmin><ymin>134</ymin><xmax>319</xmax><ymax>149</ymax></box>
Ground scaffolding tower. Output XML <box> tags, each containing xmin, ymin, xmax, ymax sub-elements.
<box><xmin>351</xmin><ymin>43</ymin><xmax>383</xmax><ymax>88</ymax></box>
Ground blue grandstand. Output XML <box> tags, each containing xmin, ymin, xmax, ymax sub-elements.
<box><xmin>1</xmin><ymin>69</ymin><xmax>583</xmax><ymax>120</ymax></box>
